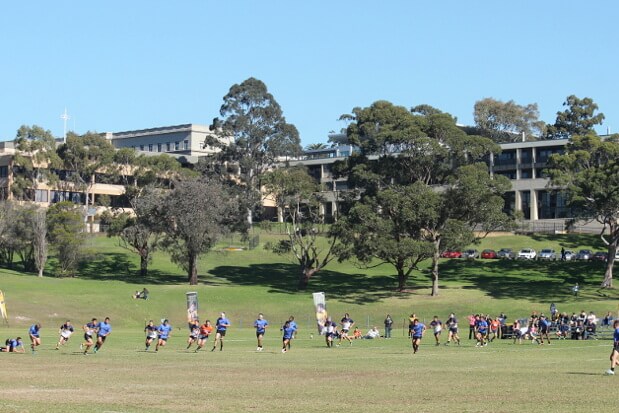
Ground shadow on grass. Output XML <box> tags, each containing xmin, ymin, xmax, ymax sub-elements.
<box><xmin>209</xmin><ymin>263</ymin><xmax>414</xmax><ymax>304</ymax></box>
<box><xmin>438</xmin><ymin>259</ymin><xmax>617</xmax><ymax>303</ymax></box>
<box><xmin>527</xmin><ymin>233</ymin><xmax>607</xmax><ymax>251</ymax></box>
<box><xmin>76</xmin><ymin>253</ymin><xmax>187</xmax><ymax>285</ymax></box>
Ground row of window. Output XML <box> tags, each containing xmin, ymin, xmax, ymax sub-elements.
<box><xmin>132</xmin><ymin>140</ymin><xmax>191</xmax><ymax>153</ymax></box>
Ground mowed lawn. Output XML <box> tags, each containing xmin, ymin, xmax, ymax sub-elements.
<box><xmin>0</xmin><ymin>330</ymin><xmax>615</xmax><ymax>413</ymax></box>
<box><xmin>0</xmin><ymin>232</ymin><xmax>618</xmax><ymax>412</ymax></box>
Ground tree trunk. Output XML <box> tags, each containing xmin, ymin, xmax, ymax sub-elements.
<box><xmin>431</xmin><ymin>238</ymin><xmax>441</xmax><ymax>296</ymax></box>
<box><xmin>38</xmin><ymin>267</ymin><xmax>43</xmax><ymax>278</ymax></box>
<box><xmin>601</xmin><ymin>243</ymin><xmax>616</xmax><ymax>288</ymax></box>
<box><xmin>298</xmin><ymin>266</ymin><xmax>318</xmax><ymax>290</ymax></box>
<box><xmin>140</xmin><ymin>255</ymin><xmax>148</xmax><ymax>277</ymax></box>
<box><xmin>396</xmin><ymin>267</ymin><xmax>407</xmax><ymax>292</ymax></box>
<box><xmin>188</xmin><ymin>254</ymin><xmax>198</xmax><ymax>285</ymax></box>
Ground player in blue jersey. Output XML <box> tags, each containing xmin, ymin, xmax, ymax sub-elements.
<box><xmin>55</xmin><ymin>320</ymin><xmax>74</xmax><ymax>350</ymax></box>
<box><xmin>212</xmin><ymin>312</ymin><xmax>230</xmax><ymax>351</ymax></box>
<box><xmin>155</xmin><ymin>319</ymin><xmax>172</xmax><ymax>352</ymax></box>
<box><xmin>94</xmin><ymin>317</ymin><xmax>112</xmax><ymax>353</ymax></box>
<box><xmin>82</xmin><ymin>318</ymin><xmax>98</xmax><ymax>355</ymax></box>
<box><xmin>1</xmin><ymin>337</ymin><xmax>24</xmax><ymax>353</ymax></box>
<box><xmin>28</xmin><ymin>323</ymin><xmax>42</xmax><ymax>353</ymax></box>
<box><xmin>144</xmin><ymin>320</ymin><xmax>158</xmax><ymax>351</ymax></box>
<box><xmin>475</xmin><ymin>316</ymin><xmax>489</xmax><ymax>347</ymax></box>
<box><xmin>254</xmin><ymin>313</ymin><xmax>268</xmax><ymax>351</ymax></box>
<box><xmin>286</xmin><ymin>316</ymin><xmax>297</xmax><ymax>350</ymax></box>
<box><xmin>606</xmin><ymin>319</ymin><xmax>619</xmax><ymax>375</ymax></box>
<box><xmin>186</xmin><ymin>319</ymin><xmax>200</xmax><ymax>350</ymax></box>
<box><xmin>410</xmin><ymin>318</ymin><xmax>426</xmax><ymax>354</ymax></box>
<box><xmin>281</xmin><ymin>320</ymin><xmax>295</xmax><ymax>353</ymax></box>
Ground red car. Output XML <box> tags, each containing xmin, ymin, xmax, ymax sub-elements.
<box><xmin>481</xmin><ymin>249</ymin><xmax>498</xmax><ymax>259</ymax></box>
<box><xmin>441</xmin><ymin>250</ymin><xmax>462</xmax><ymax>258</ymax></box>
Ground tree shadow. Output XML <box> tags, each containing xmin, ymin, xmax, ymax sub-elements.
<box><xmin>209</xmin><ymin>263</ymin><xmax>415</xmax><ymax>304</ymax></box>
<box><xmin>527</xmin><ymin>233</ymin><xmax>607</xmax><ymax>251</ymax></box>
<box><xmin>77</xmin><ymin>253</ymin><xmax>187</xmax><ymax>284</ymax></box>
<box><xmin>438</xmin><ymin>259</ymin><xmax>618</xmax><ymax>302</ymax></box>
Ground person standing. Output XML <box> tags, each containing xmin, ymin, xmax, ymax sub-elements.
<box><xmin>468</xmin><ymin>314</ymin><xmax>477</xmax><ymax>340</ymax></box>
<box><xmin>94</xmin><ymin>317</ymin><xmax>112</xmax><ymax>353</ymax></box>
<box><xmin>144</xmin><ymin>320</ymin><xmax>158</xmax><ymax>351</ymax></box>
<box><xmin>28</xmin><ymin>323</ymin><xmax>42</xmax><ymax>353</ymax></box>
<box><xmin>338</xmin><ymin>313</ymin><xmax>354</xmax><ymax>346</ymax></box>
<box><xmin>281</xmin><ymin>320</ymin><xmax>295</xmax><ymax>353</ymax></box>
<box><xmin>384</xmin><ymin>314</ymin><xmax>393</xmax><ymax>339</ymax></box>
<box><xmin>155</xmin><ymin>319</ymin><xmax>172</xmax><ymax>352</ymax></box>
<box><xmin>430</xmin><ymin>316</ymin><xmax>443</xmax><ymax>346</ymax></box>
<box><xmin>605</xmin><ymin>319</ymin><xmax>619</xmax><ymax>375</ymax></box>
<box><xmin>212</xmin><ymin>312</ymin><xmax>230</xmax><ymax>351</ymax></box>
<box><xmin>82</xmin><ymin>318</ymin><xmax>98</xmax><ymax>355</ymax></box>
<box><xmin>410</xmin><ymin>318</ymin><xmax>426</xmax><ymax>354</ymax></box>
<box><xmin>254</xmin><ymin>313</ymin><xmax>268</xmax><ymax>351</ymax></box>
<box><xmin>195</xmin><ymin>320</ymin><xmax>213</xmax><ymax>352</ymax></box>
<box><xmin>55</xmin><ymin>320</ymin><xmax>74</xmax><ymax>350</ymax></box>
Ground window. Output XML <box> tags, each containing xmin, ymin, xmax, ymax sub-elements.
<box><xmin>0</xmin><ymin>166</ymin><xmax>8</xmax><ymax>178</ymax></box>
<box><xmin>166</xmin><ymin>142</ymin><xmax>171</xmax><ymax>151</ymax></box>
<box><xmin>34</xmin><ymin>189</ymin><xmax>48</xmax><ymax>203</ymax></box>
<box><xmin>148</xmin><ymin>144</ymin><xmax>153</xmax><ymax>152</ymax></box>
<box><xmin>175</xmin><ymin>141</ymin><xmax>180</xmax><ymax>151</ymax></box>
<box><xmin>139</xmin><ymin>145</ymin><xmax>144</xmax><ymax>151</ymax></box>
<box><xmin>157</xmin><ymin>143</ymin><xmax>162</xmax><ymax>152</ymax></box>
<box><xmin>183</xmin><ymin>140</ymin><xmax>189</xmax><ymax>150</ymax></box>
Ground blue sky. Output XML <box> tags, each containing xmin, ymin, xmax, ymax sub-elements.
<box><xmin>1</xmin><ymin>1</ymin><xmax>617</xmax><ymax>145</ymax></box>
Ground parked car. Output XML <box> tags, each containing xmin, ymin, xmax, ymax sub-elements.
<box><xmin>497</xmin><ymin>248</ymin><xmax>516</xmax><ymax>259</ymax></box>
<box><xmin>575</xmin><ymin>249</ymin><xmax>593</xmax><ymax>261</ymax></box>
<box><xmin>441</xmin><ymin>250</ymin><xmax>462</xmax><ymax>259</ymax></box>
<box><xmin>462</xmin><ymin>249</ymin><xmax>479</xmax><ymax>259</ymax></box>
<box><xmin>538</xmin><ymin>249</ymin><xmax>557</xmax><ymax>261</ymax></box>
<box><xmin>518</xmin><ymin>248</ymin><xmax>537</xmax><ymax>260</ymax></box>
<box><xmin>592</xmin><ymin>251</ymin><xmax>608</xmax><ymax>262</ymax></box>
<box><xmin>481</xmin><ymin>249</ymin><xmax>498</xmax><ymax>259</ymax></box>
<box><xmin>563</xmin><ymin>250</ymin><xmax>576</xmax><ymax>261</ymax></box>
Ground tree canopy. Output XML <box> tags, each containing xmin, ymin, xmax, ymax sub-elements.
<box><xmin>545</xmin><ymin>95</ymin><xmax>605</xmax><ymax>140</ymax></box>
<box><xmin>473</xmin><ymin>97</ymin><xmax>545</xmax><ymax>143</ymax></box>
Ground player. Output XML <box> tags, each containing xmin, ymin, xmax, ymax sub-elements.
<box><xmin>253</xmin><ymin>313</ymin><xmax>268</xmax><ymax>351</ymax></box>
<box><xmin>1</xmin><ymin>337</ymin><xmax>25</xmax><ymax>353</ymax></box>
<box><xmin>186</xmin><ymin>319</ymin><xmax>200</xmax><ymax>350</ymax></box>
<box><xmin>605</xmin><ymin>319</ymin><xmax>619</xmax><ymax>375</ymax></box>
<box><xmin>55</xmin><ymin>320</ymin><xmax>74</xmax><ymax>350</ymax></box>
<box><xmin>94</xmin><ymin>317</ymin><xmax>112</xmax><ymax>353</ymax></box>
<box><xmin>475</xmin><ymin>316</ymin><xmax>489</xmax><ymax>347</ymax></box>
<box><xmin>144</xmin><ymin>320</ymin><xmax>158</xmax><ymax>351</ymax></box>
<box><xmin>281</xmin><ymin>320</ymin><xmax>295</xmax><ymax>353</ymax></box>
<box><xmin>430</xmin><ymin>315</ymin><xmax>443</xmax><ymax>346</ymax></box>
<box><xmin>445</xmin><ymin>313</ymin><xmax>460</xmax><ymax>345</ymax></box>
<box><xmin>338</xmin><ymin>313</ymin><xmax>354</xmax><ymax>346</ymax></box>
<box><xmin>82</xmin><ymin>318</ymin><xmax>98</xmax><ymax>355</ymax></box>
<box><xmin>211</xmin><ymin>312</ymin><xmax>230</xmax><ymax>351</ymax></box>
<box><xmin>155</xmin><ymin>319</ymin><xmax>172</xmax><ymax>352</ymax></box>
<box><xmin>287</xmin><ymin>316</ymin><xmax>297</xmax><ymax>350</ymax></box>
<box><xmin>28</xmin><ymin>323</ymin><xmax>42</xmax><ymax>353</ymax></box>
<box><xmin>410</xmin><ymin>318</ymin><xmax>426</xmax><ymax>354</ymax></box>
<box><xmin>195</xmin><ymin>320</ymin><xmax>213</xmax><ymax>352</ymax></box>
<box><xmin>324</xmin><ymin>318</ymin><xmax>337</xmax><ymax>348</ymax></box>
<box><xmin>537</xmin><ymin>314</ymin><xmax>551</xmax><ymax>345</ymax></box>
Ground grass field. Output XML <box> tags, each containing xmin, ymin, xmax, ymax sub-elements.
<box><xmin>0</xmin><ymin>232</ymin><xmax>617</xmax><ymax>412</ymax></box>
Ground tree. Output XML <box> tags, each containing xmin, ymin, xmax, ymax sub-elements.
<box><xmin>547</xmin><ymin>134</ymin><xmax>619</xmax><ymax>287</ymax></box>
<box><xmin>336</xmin><ymin>101</ymin><xmax>511</xmax><ymax>294</ymax></box>
<box><xmin>473</xmin><ymin>98</ymin><xmax>545</xmax><ymax>143</ymax></box>
<box><xmin>545</xmin><ymin>95</ymin><xmax>605</xmax><ymax>140</ymax></box>
<box><xmin>12</xmin><ymin>125</ymin><xmax>61</xmax><ymax>201</ymax></box>
<box><xmin>32</xmin><ymin>209</ymin><xmax>48</xmax><ymax>277</ymax></box>
<box><xmin>46</xmin><ymin>202</ymin><xmax>86</xmax><ymax>277</ymax></box>
<box><xmin>262</xmin><ymin>166</ymin><xmax>340</xmax><ymax>289</ymax></box>
<box><xmin>161</xmin><ymin>178</ymin><xmax>239</xmax><ymax>285</ymax></box>
<box><xmin>305</xmin><ymin>143</ymin><xmax>328</xmax><ymax>150</ymax></box>
<box><xmin>210</xmin><ymin>77</ymin><xmax>302</xmax><ymax>224</ymax></box>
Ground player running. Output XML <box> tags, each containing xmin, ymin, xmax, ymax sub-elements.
<box><xmin>186</xmin><ymin>319</ymin><xmax>200</xmax><ymax>350</ymax></box>
<box><xmin>430</xmin><ymin>316</ymin><xmax>443</xmax><ymax>346</ymax></box>
<box><xmin>195</xmin><ymin>320</ymin><xmax>213</xmax><ymax>352</ymax></box>
<box><xmin>254</xmin><ymin>313</ymin><xmax>268</xmax><ymax>351</ymax></box>
<box><xmin>211</xmin><ymin>312</ymin><xmax>230</xmax><ymax>352</ymax></box>
<box><xmin>286</xmin><ymin>316</ymin><xmax>297</xmax><ymax>350</ymax></box>
<box><xmin>605</xmin><ymin>319</ymin><xmax>619</xmax><ymax>375</ymax></box>
<box><xmin>155</xmin><ymin>319</ymin><xmax>172</xmax><ymax>352</ymax></box>
<box><xmin>324</xmin><ymin>318</ymin><xmax>337</xmax><ymax>348</ymax></box>
<box><xmin>144</xmin><ymin>320</ymin><xmax>158</xmax><ymax>351</ymax></box>
<box><xmin>281</xmin><ymin>320</ymin><xmax>295</xmax><ymax>353</ymax></box>
<box><xmin>55</xmin><ymin>320</ymin><xmax>74</xmax><ymax>350</ymax></box>
<box><xmin>94</xmin><ymin>317</ymin><xmax>112</xmax><ymax>353</ymax></box>
<box><xmin>410</xmin><ymin>318</ymin><xmax>426</xmax><ymax>354</ymax></box>
<box><xmin>338</xmin><ymin>313</ymin><xmax>354</xmax><ymax>346</ymax></box>
<box><xmin>445</xmin><ymin>313</ymin><xmax>460</xmax><ymax>345</ymax></box>
<box><xmin>82</xmin><ymin>318</ymin><xmax>98</xmax><ymax>355</ymax></box>
<box><xmin>475</xmin><ymin>316</ymin><xmax>489</xmax><ymax>347</ymax></box>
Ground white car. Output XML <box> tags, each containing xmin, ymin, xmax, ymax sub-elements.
<box><xmin>518</xmin><ymin>248</ymin><xmax>537</xmax><ymax>260</ymax></box>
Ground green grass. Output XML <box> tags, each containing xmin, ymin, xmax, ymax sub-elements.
<box><xmin>0</xmin><ymin>231</ymin><xmax>617</xmax><ymax>412</ymax></box>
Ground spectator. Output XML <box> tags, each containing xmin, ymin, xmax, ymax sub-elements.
<box><xmin>602</xmin><ymin>312</ymin><xmax>614</xmax><ymax>328</ymax></box>
<box><xmin>364</xmin><ymin>327</ymin><xmax>380</xmax><ymax>339</ymax></box>
<box><xmin>572</xmin><ymin>283</ymin><xmax>579</xmax><ymax>296</ymax></box>
<box><xmin>384</xmin><ymin>314</ymin><xmax>393</xmax><ymax>339</ymax></box>
<box><xmin>352</xmin><ymin>327</ymin><xmax>362</xmax><ymax>340</ymax></box>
